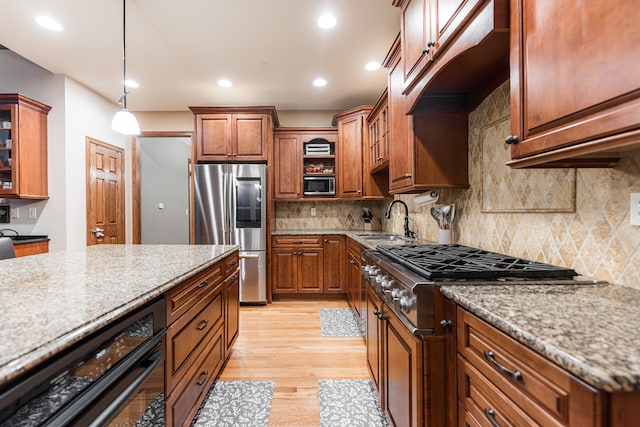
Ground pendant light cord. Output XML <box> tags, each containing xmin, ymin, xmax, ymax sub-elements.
<box><xmin>121</xmin><ymin>0</ymin><xmax>128</xmax><ymax>109</ymax></box>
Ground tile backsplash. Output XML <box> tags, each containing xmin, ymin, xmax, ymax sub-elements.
<box><xmin>387</xmin><ymin>81</ymin><xmax>640</xmax><ymax>289</ymax></box>
<box><xmin>275</xmin><ymin>200</ymin><xmax>387</xmax><ymax>231</ymax></box>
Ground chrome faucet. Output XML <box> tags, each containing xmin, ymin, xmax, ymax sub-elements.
<box><xmin>384</xmin><ymin>200</ymin><xmax>416</xmax><ymax>239</ymax></box>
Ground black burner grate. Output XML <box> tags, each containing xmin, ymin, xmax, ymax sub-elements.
<box><xmin>376</xmin><ymin>244</ymin><xmax>577</xmax><ymax>280</ymax></box>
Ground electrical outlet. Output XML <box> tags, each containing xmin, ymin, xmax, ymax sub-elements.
<box><xmin>311</xmin><ymin>207</ymin><xmax>316</xmax><ymax>217</ymax></box>
<box><xmin>28</xmin><ymin>207</ymin><xmax>37</xmax><ymax>219</ymax></box>
<box><xmin>631</xmin><ymin>193</ymin><xmax>640</xmax><ymax>226</ymax></box>
<box><xmin>10</xmin><ymin>208</ymin><xmax>18</xmax><ymax>219</ymax></box>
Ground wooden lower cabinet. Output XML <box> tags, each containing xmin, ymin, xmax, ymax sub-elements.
<box><xmin>323</xmin><ymin>235</ymin><xmax>345</xmax><ymax>294</ymax></box>
<box><xmin>456</xmin><ymin>306</ymin><xmax>640</xmax><ymax>427</ymax></box>
<box><xmin>13</xmin><ymin>240</ymin><xmax>49</xmax><ymax>257</ymax></box>
<box><xmin>271</xmin><ymin>235</ymin><xmax>326</xmax><ymax>294</ymax></box>
<box><xmin>164</xmin><ymin>251</ymin><xmax>239</xmax><ymax>427</ymax></box>
<box><xmin>366</xmin><ymin>285</ymin><xmax>446</xmax><ymax>427</ymax></box>
<box><xmin>346</xmin><ymin>238</ymin><xmax>362</xmax><ymax>316</ymax></box>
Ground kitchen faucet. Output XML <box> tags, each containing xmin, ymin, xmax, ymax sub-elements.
<box><xmin>384</xmin><ymin>200</ymin><xmax>416</xmax><ymax>239</ymax></box>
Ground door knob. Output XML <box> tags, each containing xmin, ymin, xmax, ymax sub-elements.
<box><xmin>91</xmin><ymin>227</ymin><xmax>105</xmax><ymax>238</ymax></box>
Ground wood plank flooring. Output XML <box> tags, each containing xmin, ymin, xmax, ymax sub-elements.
<box><xmin>218</xmin><ymin>297</ymin><xmax>371</xmax><ymax>426</ymax></box>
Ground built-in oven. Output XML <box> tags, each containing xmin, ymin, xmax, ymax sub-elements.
<box><xmin>0</xmin><ymin>298</ymin><xmax>166</xmax><ymax>426</ymax></box>
<box><xmin>303</xmin><ymin>176</ymin><xmax>335</xmax><ymax>196</ymax></box>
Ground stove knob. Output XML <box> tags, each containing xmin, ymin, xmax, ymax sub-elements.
<box><xmin>391</xmin><ymin>288</ymin><xmax>401</xmax><ymax>299</ymax></box>
<box><xmin>375</xmin><ymin>274</ymin><xmax>387</xmax><ymax>283</ymax></box>
<box><xmin>399</xmin><ymin>296</ymin><xmax>414</xmax><ymax>313</ymax></box>
<box><xmin>381</xmin><ymin>279</ymin><xmax>395</xmax><ymax>290</ymax></box>
<box><xmin>370</xmin><ymin>268</ymin><xmax>380</xmax><ymax>277</ymax></box>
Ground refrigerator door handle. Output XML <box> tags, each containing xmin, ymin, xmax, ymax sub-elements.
<box><xmin>239</xmin><ymin>253</ymin><xmax>260</xmax><ymax>259</ymax></box>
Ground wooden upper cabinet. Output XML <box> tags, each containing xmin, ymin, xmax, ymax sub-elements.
<box><xmin>335</xmin><ymin>107</ymin><xmax>368</xmax><ymax>198</ymax></box>
<box><xmin>401</xmin><ymin>0</ymin><xmax>433</xmax><ymax>91</ymax></box>
<box><xmin>367</xmin><ymin>89</ymin><xmax>390</xmax><ymax>173</ymax></box>
<box><xmin>189</xmin><ymin>106</ymin><xmax>278</xmax><ymax>162</ymax></box>
<box><xmin>0</xmin><ymin>94</ymin><xmax>51</xmax><ymax>199</ymax></box>
<box><xmin>508</xmin><ymin>0</ymin><xmax>640</xmax><ymax>168</ymax></box>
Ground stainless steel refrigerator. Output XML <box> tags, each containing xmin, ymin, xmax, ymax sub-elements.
<box><xmin>193</xmin><ymin>163</ymin><xmax>267</xmax><ymax>304</ymax></box>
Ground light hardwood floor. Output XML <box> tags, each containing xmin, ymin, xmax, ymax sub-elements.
<box><xmin>218</xmin><ymin>297</ymin><xmax>371</xmax><ymax>426</ymax></box>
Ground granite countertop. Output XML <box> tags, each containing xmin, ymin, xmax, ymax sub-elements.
<box><xmin>271</xmin><ymin>228</ymin><xmax>433</xmax><ymax>250</ymax></box>
<box><xmin>0</xmin><ymin>244</ymin><xmax>238</xmax><ymax>386</ymax></box>
<box><xmin>440</xmin><ymin>283</ymin><xmax>640</xmax><ymax>392</ymax></box>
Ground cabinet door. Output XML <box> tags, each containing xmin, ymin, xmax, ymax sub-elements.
<box><xmin>273</xmin><ymin>134</ymin><xmax>301</xmax><ymax>199</ymax></box>
<box><xmin>384</xmin><ymin>309</ymin><xmax>422</xmax><ymax>427</ymax></box>
<box><xmin>366</xmin><ymin>287</ymin><xmax>384</xmax><ymax>393</ymax></box>
<box><xmin>272</xmin><ymin>248</ymin><xmax>298</xmax><ymax>293</ymax></box>
<box><xmin>323</xmin><ymin>236</ymin><xmax>345</xmax><ymax>293</ymax></box>
<box><xmin>338</xmin><ymin>114</ymin><xmax>364</xmax><ymax>198</ymax></box>
<box><xmin>401</xmin><ymin>0</ymin><xmax>433</xmax><ymax>89</ymax></box>
<box><xmin>388</xmin><ymin>54</ymin><xmax>414</xmax><ymax>191</ymax></box>
<box><xmin>196</xmin><ymin>114</ymin><xmax>232</xmax><ymax>161</ymax></box>
<box><xmin>233</xmin><ymin>114</ymin><xmax>267</xmax><ymax>161</ymax></box>
<box><xmin>224</xmin><ymin>270</ymin><xmax>240</xmax><ymax>354</ymax></box>
<box><xmin>433</xmin><ymin>0</ymin><xmax>482</xmax><ymax>56</ymax></box>
<box><xmin>297</xmin><ymin>249</ymin><xmax>323</xmax><ymax>293</ymax></box>
<box><xmin>510</xmin><ymin>0</ymin><xmax>640</xmax><ymax>161</ymax></box>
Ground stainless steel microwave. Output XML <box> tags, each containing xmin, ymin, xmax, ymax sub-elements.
<box><xmin>303</xmin><ymin>176</ymin><xmax>335</xmax><ymax>196</ymax></box>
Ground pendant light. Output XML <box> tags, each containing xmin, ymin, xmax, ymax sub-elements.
<box><xmin>111</xmin><ymin>0</ymin><xmax>140</xmax><ymax>135</ymax></box>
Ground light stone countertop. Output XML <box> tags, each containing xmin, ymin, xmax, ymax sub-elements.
<box><xmin>440</xmin><ymin>283</ymin><xmax>640</xmax><ymax>392</ymax></box>
<box><xmin>271</xmin><ymin>228</ymin><xmax>433</xmax><ymax>250</ymax></box>
<box><xmin>0</xmin><ymin>244</ymin><xmax>238</xmax><ymax>386</ymax></box>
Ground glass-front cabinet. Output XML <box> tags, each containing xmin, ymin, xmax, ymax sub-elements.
<box><xmin>0</xmin><ymin>94</ymin><xmax>51</xmax><ymax>199</ymax></box>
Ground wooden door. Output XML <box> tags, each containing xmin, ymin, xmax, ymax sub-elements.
<box><xmin>272</xmin><ymin>248</ymin><xmax>297</xmax><ymax>293</ymax></box>
<box><xmin>322</xmin><ymin>236</ymin><xmax>345</xmax><ymax>293</ymax></box>
<box><xmin>510</xmin><ymin>0</ymin><xmax>640</xmax><ymax>159</ymax></box>
<box><xmin>197</xmin><ymin>114</ymin><xmax>232</xmax><ymax>161</ymax></box>
<box><xmin>233</xmin><ymin>114</ymin><xmax>267</xmax><ymax>161</ymax></box>
<box><xmin>297</xmin><ymin>249</ymin><xmax>323</xmax><ymax>293</ymax></box>
<box><xmin>338</xmin><ymin>114</ymin><xmax>364</xmax><ymax>198</ymax></box>
<box><xmin>86</xmin><ymin>137</ymin><xmax>125</xmax><ymax>245</ymax></box>
<box><xmin>273</xmin><ymin>134</ymin><xmax>301</xmax><ymax>199</ymax></box>
<box><xmin>401</xmin><ymin>0</ymin><xmax>432</xmax><ymax>88</ymax></box>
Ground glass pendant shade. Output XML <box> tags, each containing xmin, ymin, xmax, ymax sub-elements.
<box><xmin>111</xmin><ymin>108</ymin><xmax>140</xmax><ymax>135</ymax></box>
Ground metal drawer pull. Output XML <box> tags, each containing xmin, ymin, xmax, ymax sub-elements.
<box><xmin>197</xmin><ymin>319</ymin><xmax>209</xmax><ymax>330</ymax></box>
<box><xmin>197</xmin><ymin>280</ymin><xmax>209</xmax><ymax>289</ymax></box>
<box><xmin>373</xmin><ymin>310</ymin><xmax>385</xmax><ymax>320</ymax></box>
<box><xmin>228</xmin><ymin>259</ymin><xmax>238</xmax><ymax>265</ymax></box>
<box><xmin>197</xmin><ymin>370</ymin><xmax>209</xmax><ymax>386</ymax></box>
<box><xmin>484</xmin><ymin>408</ymin><xmax>501</xmax><ymax>427</ymax></box>
<box><xmin>484</xmin><ymin>351</ymin><xmax>523</xmax><ymax>381</ymax></box>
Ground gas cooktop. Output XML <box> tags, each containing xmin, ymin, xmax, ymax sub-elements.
<box><xmin>376</xmin><ymin>244</ymin><xmax>577</xmax><ymax>280</ymax></box>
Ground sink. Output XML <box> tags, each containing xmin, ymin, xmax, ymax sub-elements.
<box><xmin>357</xmin><ymin>234</ymin><xmax>411</xmax><ymax>241</ymax></box>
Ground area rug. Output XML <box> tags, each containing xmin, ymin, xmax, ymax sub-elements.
<box><xmin>319</xmin><ymin>308</ymin><xmax>365</xmax><ymax>337</ymax></box>
<box><xmin>192</xmin><ymin>380</ymin><xmax>274</xmax><ymax>427</ymax></box>
<box><xmin>318</xmin><ymin>379</ymin><xmax>389</xmax><ymax>427</ymax></box>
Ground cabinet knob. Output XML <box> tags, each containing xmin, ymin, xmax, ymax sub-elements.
<box><xmin>421</xmin><ymin>41</ymin><xmax>435</xmax><ymax>55</ymax></box>
<box><xmin>421</xmin><ymin>47</ymin><xmax>430</xmax><ymax>55</ymax></box>
<box><xmin>404</xmin><ymin>173</ymin><xmax>412</xmax><ymax>178</ymax></box>
<box><xmin>439</xmin><ymin>319</ymin><xmax>453</xmax><ymax>330</ymax></box>
<box><xmin>505</xmin><ymin>135</ymin><xmax>519</xmax><ymax>145</ymax></box>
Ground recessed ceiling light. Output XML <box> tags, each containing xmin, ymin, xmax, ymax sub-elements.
<box><xmin>218</xmin><ymin>79</ymin><xmax>233</xmax><ymax>88</ymax></box>
<box><xmin>365</xmin><ymin>61</ymin><xmax>381</xmax><ymax>71</ymax></box>
<box><xmin>313</xmin><ymin>78</ymin><xmax>327</xmax><ymax>87</ymax></box>
<box><xmin>35</xmin><ymin>16</ymin><xmax>64</xmax><ymax>32</ymax></box>
<box><xmin>317</xmin><ymin>14</ymin><xmax>337</xmax><ymax>29</ymax></box>
<box><xmin>124</xmin><ymin>79</ymin><xmax>139</xmax><ymax>88</ymax></box>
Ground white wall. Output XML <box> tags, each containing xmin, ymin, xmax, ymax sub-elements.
<box><xmin>0</xmin><ymin>50</ymin><xmax>129</xmax><ymax>251</ymax></box>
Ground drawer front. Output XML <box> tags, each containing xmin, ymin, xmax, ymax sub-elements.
<box><xmin>458</xmin><ymin>354</ymin><xmax>561</xmax><ymax>427</ymax></box>
<box><xmin>224</xmin><ymin>252</ymin><xmax>239</xmax><ymax>275</ymax></box>
<box><xmin>347</xmin><ymin>237</ymin><xmax>361</xmax><ymax>257</ymax></box>
<box><xmin>166</xmin><ymin>262</ymin><xmax>224</xmax><ymax>324</ymax></box>
<box><xmin>457</xmin><ymin>307</ymin><xmax>569</xmax><ymax>423</ymax></box>
<box><xmin>166</xmin><ymin>325</ymin><xmax>225</xmax><ymax>427</ymax></box>
<box><xmin>167</xmin><ymin>285</ymin><xmax>224</xmax><ymax>386</ymax></box>
<box><xmin>272</xmin><ymin>235</ymin><xmax>322</xmax><ymax>247</ymax></box>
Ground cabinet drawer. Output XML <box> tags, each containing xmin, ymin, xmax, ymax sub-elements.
<box><xmin>457</xmin><ymin>307</ymin><xmax>571</xmax><ymax>423</ymax></box>
<box><xmin>166</xmin><ymin>262</ymin><xmax>224</xmax><ymax>324</ymax></box>
<box><xmin>272</xmin><ymin>235</ymin><xmax>322</xmax><ymax>247</ymax></box>
<box><xmin>166</xmin><ymin>324</ymin><xmax>225</xmax><ymax>427</ymax></box>
<box><xmin>167</xmin><ymin>284</ymin><xmax>224</xmax><ymax>387</ymax></box>
<box><xmin>347</xmin><ymin>238</ymin><xmax>361</xmax><ymax>257</ymax></box>
<box><xmin>458</xmin><ymin>354</ymin><xmax>559</xmax><ymax>427</ymax></box>
<box><xmin>224</xmin><ymin>253</ymin><xmax>239</xmax><ymax>274</ymax></box>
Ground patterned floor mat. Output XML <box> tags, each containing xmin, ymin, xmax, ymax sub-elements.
<box><xmin>318</xmin><ymin>379</ymin><xmax>389</xmax><ymax>427</ymax></box>
<box><xmin>319</xmin><ymin>308</ymin><xmax>365</xmax><ymax>337</ymax></box>
<box><xmin>192</xmin><ymin>380</ymin><xmax>274</xmax><ymax>427</ymax></box>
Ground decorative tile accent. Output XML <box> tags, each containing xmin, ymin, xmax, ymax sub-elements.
<box><xmin>481</xmin><ymin>117</ymin><xmax>576</xmax><ymax>212</ymax></box>
<box><xmin>192</xmin><ymin>381</ymin><xmax>274</xmax><ymax>427</ymax></box>
<box><xmin>386</xmin><ymin>80</ymin><xmax>640</xmax><ymax>289</ymax></box>
<box><xmin>318</xmin><ymin>379</ymin><xmax>389</xmax><ymax>427</ymax></box>
<box><xmin>319</xmin><ymin>308</ymin><xmax>364</xmax><ymax>337</ymax></box>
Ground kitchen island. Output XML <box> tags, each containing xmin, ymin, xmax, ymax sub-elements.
<box><xmin>0</xmin><ymin>244</ymin><xmax>238</xmax><ymax>386</ymax></box>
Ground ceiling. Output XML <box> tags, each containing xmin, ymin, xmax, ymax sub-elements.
<box><xmin>0</xmin><ymin>0</ymin><xmax>400</xmax><ymax>112</ymax></box>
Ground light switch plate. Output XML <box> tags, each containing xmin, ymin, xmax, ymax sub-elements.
<box><xmin>28</xmin><ymin>207</ymin><xmax>36</xmax><ymax>219</ymax></box>
<box><xmin>10</xmin><ymin>207</ymin><xmax>18</xmax><ymax>219</ymax></box>
<box><xmin>311</xmin><ymin>207</ymin><xmax>316</xmax><ymax>217</ymax></box>
<box><xmin>631</xmin><ymin>193</ymin><xmax>640</xmax><ymax>226</ymax></box>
